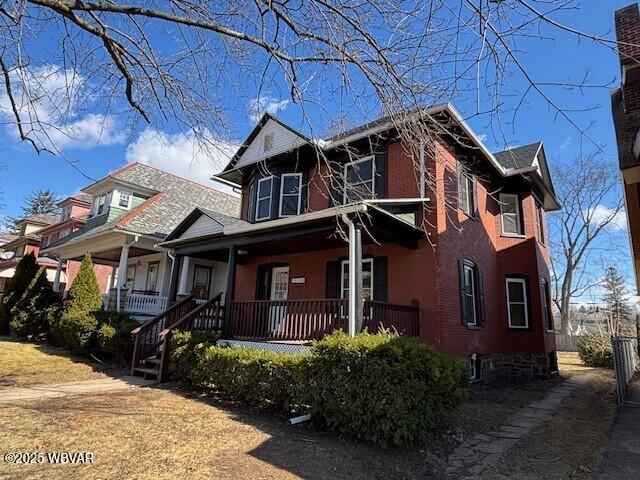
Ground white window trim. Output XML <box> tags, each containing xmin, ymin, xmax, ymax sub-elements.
<box><xmin>255</xmin><ymin>177</ymin><xmax>274</xmax><ymax>221</ymax></box>
<box><xmin>469</xmin><ymin>354</ymin><xmax>479</xmax><ymax>381</ymax></box>
<box><xmin>457</xmin><ymin>163</ymin><xmax>475</xmax><ymax>216</ymax></box>
<box><xmin>343</xmin><ymin>155</ymin><xmax>376</xmax><ymax>204</ymax></box>
<box><xmin>463</xmin><ymin>263</ymin><xmax>478</xmax><ymax>326</ymax></box>
<box><xmin>279</xmin><ymin>173</ymin><xmax>302</xmax><ymax>217</ymax></box>
<box><xmin>506</xmin><ymin>277</ymin><xmax>529</xmax><ymax>329</ymax></box>
<box><xmin>340</xmin><ymin>258</ymin><xmax>374</xmax><ymax>300</ymax></box>
<box><xmin>117</xmin><ymin>190</ymin><xmax>132</xmax><ymax>209</ymax></box>
<box><xmin>499</xmin><ymin>193</ymin><xmax>524</xmax><ymax>237</ymax></box>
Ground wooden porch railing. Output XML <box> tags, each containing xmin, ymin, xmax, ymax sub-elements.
<box><xmin>227</xmin><ymin>298</ymin><xmax>419</xmax><ymax>341</ymax></box>
<box><xmin>130</xmin><ymin>294</ymin><xmax>195</xmax><ymax>376</ymax></box>
<box><xmin>155</xmin><ymin>292</ymin><xmax>224</xmax><ymax>382</ymax></box>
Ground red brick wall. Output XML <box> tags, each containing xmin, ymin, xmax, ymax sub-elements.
<box><xmin>64</xmin><ymin>260</ymin><xmax>112</xmax><ymax>294</ymax></box>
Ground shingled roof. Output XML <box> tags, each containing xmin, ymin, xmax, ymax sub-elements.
<box><xmin>46</xmin><ymin>163</ymin><xmax>240</xmax><ymax>248</ymax></box>
<box><xmin>493</xmin><ymin>142</ymin><xmax>542</xmax><ymax>171</ymax></box>
<box><xmin>17</xmin><ymin>213</ymin><xmax>59</xmax><ymax>226</ymax></box>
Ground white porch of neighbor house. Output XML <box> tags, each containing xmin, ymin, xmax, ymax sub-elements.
<box><xmin>46</xmin><ymin>230</ymin><xmax>173</xmax><ymax>318</ymax></box>
<box><xmin>175</xmin><ymin>255</ymin><xmax>228</xmax><ymax>305</ymax></box>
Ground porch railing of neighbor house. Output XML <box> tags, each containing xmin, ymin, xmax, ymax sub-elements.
<box><xmin>125</xmin><ymin>293</ymin><xmax>169</xmax><ymax>315</ymax></box>
<box><xmin>227</xmin><ymin>298</ymin><xmax>420</xmax><ymax>341</ymax></box>
<box><xmin>130</xmin><ymin>294</ymin><xmax>195</xmax><ymax>376</ymax></box>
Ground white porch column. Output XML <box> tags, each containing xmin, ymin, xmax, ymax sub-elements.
<box><xmin>343</xmin><ymin>215</ymin><xmax>363</xmax><ymax>336</ymax></box>
<box><xmin>177</xmin><ymin>255</ymin><xmax>191</xmax><ymax>296</ymax></box>
<box><xmin>52</xmin><ymin>258</ymin><xmax>63</xmax><ymax>293</ymax></box>
<box><xmin>116</xmin><ymin>244</ymin><xmax>130</xmax><ymax>312</ymax></box>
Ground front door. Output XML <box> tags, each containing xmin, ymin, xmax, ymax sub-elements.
<box><xmin>192</xmin><ymin>265</ymin><xmax>212</xmax><ymax>300</ymax></box>
<box><xmin>269</xmin><ymin>266</ymin><xmax>289</xmax><ymax>333</ymax></box>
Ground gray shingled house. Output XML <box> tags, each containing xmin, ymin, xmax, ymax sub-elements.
<box><xmin>42</xmin><ymin>162</ymin><xmax>239</xmax><ymax>319</ymax></box>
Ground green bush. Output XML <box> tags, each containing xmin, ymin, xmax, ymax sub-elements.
<box><xmin>0</xmin><ymin>252</ymin><xmax>39</xmax><ymax>334</ymax></box>
<box><xmin>10</xmin><ymin>267</ymin><xmax>61</xmax><ymax>338</ymax></box>
<box><xmin>64</xmin><ymin>253</ymin><xmax>103</xmax><ymax>316</ymax></box>
<box><xmin>170</xmin><ymin>332</ymin><xmax>306</xmax><ymax>411</ymax></box>
<box><xmin>58</xmin><ymin>312</ymin><xmax>98</xmax><ymax>354</ymax></box>
<box><xmin>577</xmin><ymin>332</ymin><xmax>614</xmax><ymax>368</ymax></box>
<box><xmin>95</xmin><ymin>311</ymin><xmax>139</xmax><ymax>364</ymax></box>
<box><xmin>307</xmin><ymin>331</ymin><xmax>468</xmax><ymax>446</ymax></box>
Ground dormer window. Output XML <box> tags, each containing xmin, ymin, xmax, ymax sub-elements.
<box><xmin>92</xmin><ymin>191</ymin><xmax>112</xmax><ymax>216</ymax></box>
<box><xmin>263</xmin><ymin>133</ymin><xmax>274</xmax><ymax>152</ymax></box>
<box><xmin>118</xmin><ymin>191</ymin><xmax>131</xmax><ymax>208</ymax></box>
<box><xmin>255</xmin><ymin>177</ymin><xmax>274</xmax><ymax>221</ymax></box>
<box><xmin>344</xmin><ymin>156</ymin><xmax>375</xmax><ymax>203</ymax></box>
<box><xmin>61</xmin><ymin>206</ymin><xmax>71</xmax><ymax>221</ymax></box>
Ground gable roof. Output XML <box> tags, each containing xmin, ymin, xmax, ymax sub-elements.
<box><xmin>58</xmin><ymin>193</ymin><xmax>92</xmax><ymax>207</ymax></box>
<box><xmin>493</xmin><ymin>142</ymin><xmax>542</xmax><ymax>170</ymax></box>
<box><xmin>44</xmin><ymin>163</ymin><xmax>241</xmax><ymax>250</ymax></box>
<box><xmin>16</xmin><ymin>213</ymin><xmax>59</xmax><ymax>226</ymax></box>
<box><xmin>164</xmin><ymin>207</ymin><xmax>249</xmax><ymax>242</ymax></box>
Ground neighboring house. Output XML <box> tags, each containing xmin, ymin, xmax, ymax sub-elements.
<box><xmin>0</xmin><ymin>214</ymin><xmax>60</xmax><ymax>295</ymax></box>
<box><xmin>41</xmin><ymin>163</ymin><xmax>239</xmax><ymax>319</ymax></box>
<box><xmin>612</xmin><ymin>3</ymin><xmax>640</xmax><ymax>292</ymax></box>
<box><xmin>152</xmin><ymin>104</ymin><xmax>560</xmax><ymax>382</ymax></box>
<box><xmin>37</xmin><ymin>194</ymin><xmax>113</xmax><ymax>294</ymax></box>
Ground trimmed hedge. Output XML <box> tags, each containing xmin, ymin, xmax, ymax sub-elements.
<box><xmin>169</xmin><ymin>331</ymin><xmax>468</xmax><ymax>446</ymax></box>
<box><xmin>577</xmin><ymin>332</ymin><xmax>614</xmax><ymax>368</ymax></box>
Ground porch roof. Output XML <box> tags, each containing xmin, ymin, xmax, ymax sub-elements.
<box><xmin>160</xmin><ymin>201</ymin><xmax>426</xmax><ymax>258</ymax></box>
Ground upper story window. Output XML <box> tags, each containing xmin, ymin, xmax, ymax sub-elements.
<box><xmin>279</xmin><ymin>173</ymin><xmax>302</xmax><ymax>217</ymax></box>
<box><xmin>61</xmin><ymin>206</ymin><xmax>71</xmax><ymax>221</ymax></box>
<box><xmin>118</xmin><ymin>191</ymin><xmax>131</xmax><ymax>209</ymax></box>
<box><xmin>506</xmin><ymin>277</ymin><xmax>529</xmax><ymax>329</ymax></box>
<box><xmin>263</xmin><ymin>133</ymin><xmax>274</xmax><ymax>152</ymax></box>
<box><xmin>500</xmin><ymin>193</ymin><xmax>523</xmax><ymax>236</ymax></box>
<box><xmin>344</xmin><ymin>156</ymin><xmax>375</xmax><ymax>203</ymax></box>
<box><xmin>457</xmin><ymin>163</ymin><xmax>476</xmax><ymax>216</ymax></box>
<box><xmin>92</xmin><ymin>191</ymin><xmax>112</xmax><ymax>216</ymax></box>
<box><xmin>255</xmin><ymin>177</ymin><xmax>274</xmax><ymax>221</ymax></box>
<box><xmin>536</xmin><ymin>201</ymin><xmax>545</xmax><ymax>244</ymax></box>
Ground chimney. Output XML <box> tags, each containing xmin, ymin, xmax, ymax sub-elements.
<box><xmin>616</xmin><ymin>4</ymin><xmax>640</xmax><ymax>112</ymax></box>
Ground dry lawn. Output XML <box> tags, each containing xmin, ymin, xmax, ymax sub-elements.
<box><xmin>0</xmin><ymin>337</ymin><xmax>121</xmax><ymax>388</ymax></box>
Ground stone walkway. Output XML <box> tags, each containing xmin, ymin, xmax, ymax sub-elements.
<box><xmin>0</xmin><ymin>376</ymin><xmax>155</xmax><ymax>404</ymax></box>
<box><xmin>445</xmin><ymin>373</ymin><xmax>595</xmax><ymax>478</ymax></box>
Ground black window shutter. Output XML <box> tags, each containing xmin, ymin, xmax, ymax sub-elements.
<box><xmin>328</xmin><ymin>167</ymin><xmax>343</xmax><ymax>207</ymax></box>
<box><xmin>255</xmin><ymin>265</ymin><xmax>271</xmax><ymax>300</ymax></box>
<box><xmin>374</xmin><ymin>150</ymin><xmax>387</xmax><ymax>199</ymax></box>
<box><xmin>373</xmin><ymin>256</ymin><xmax>388</xmax><ymax>302</ymax></box>
<box><xmin>458</xmin><ymin>260</ymin><xmax>468</xmax><ymax>326</ymax></box>
<box><xmin>472</xmin><ymin>175</ymin><xmax>479</xmax><ymax>218</ymax></box>
<box><xmin>247</xmin><ymin>180</ymin><xmax>257</xmax><ymax>223</ymax></box>
<box><xmin>477</xmin><ymin>268</ymin><xmax>486</xmax><ymax>326</ymax></box>
<box><xmin>325</xmin><ymin>261</ymin><xmax>339</xmax><ymax>298</ymax></box>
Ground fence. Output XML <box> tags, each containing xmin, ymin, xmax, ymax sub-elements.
<box><xmin>611</xmin><ymin>336</ymin><xmax>639</xmax><ymax>404</ymax></box>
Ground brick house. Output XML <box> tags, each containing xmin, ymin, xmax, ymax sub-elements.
<box><xmin>612</xmin><ymin>3</ymin><xmax>640</xmax><ymax>291</ymax></box>
<box><xmin>0</xmin><ymin>214</ymin><xmax>59</xmax><ymax>296</ymax></box>
<box><xmin>142</xmin><ymin>104</ymin><xmax>559</xmax><ymax>382</ymax></box>
<box><xmin>37</xmin><ymin>194</ymin><xmax>113</xmax><ymax>295</ymax></box>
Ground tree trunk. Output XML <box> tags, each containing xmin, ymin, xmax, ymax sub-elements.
<box><xmin>560</xmin><ymin>268</ymin><xmax>573</xmax><ymax>335</ymax></box>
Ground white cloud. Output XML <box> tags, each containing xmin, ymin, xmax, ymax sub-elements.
<box><xmin>0</xmin><ymin>64</ymin><xmax>125</xmax><ymax>150</ymax></box>
<box><xmin>248</xmin><ymin>95</ymin><xmax>290</xmax><ymax>122</ymax></box>
<box><xmin>559</xmin><ymin>136</ymin><xmax>572</xmax><ymax>151</ymax></box>
<box><xmin>477</xmin><ymin>134</ymin><xmax>488</xmax><ymax>142</ymax></box>
<box><xmin>125</xmin><ymin>128</ymin><xmax>239</xmax><ymax>193</ymax></box>
<box><xmin>589</xmin><ymin>204</ymin><xmax>627</xmax><ymax>231</ymax></box>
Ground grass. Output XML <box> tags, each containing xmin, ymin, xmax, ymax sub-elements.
<box><xmin>0</xmin><ymin>344</ymin><xmax>616</xmax><ymax>479</ymax></box>
<box><xmin>0</xmin><ymin>337</ymin><xmax>122</xmax><ymax>388</ymax></box>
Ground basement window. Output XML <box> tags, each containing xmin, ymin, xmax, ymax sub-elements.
<box><xmin>469</xmin><ymin>354</ymin><xmax>481</xmax><ymax>381</ymax></box>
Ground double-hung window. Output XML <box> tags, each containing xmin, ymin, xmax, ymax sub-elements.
<box><xmin>95</xmin><ymin>192</ymin><xmax>111</xmax><ymax>216</ymax></box>
<box><xmin>118</xmin><ymin>191</ymin><xmax>131</xmax><ymax>209</ymax></box>
<box><xmin>344</xmin><ymin>156</ymin><xmax>375</xmax><ymax>203</ymax></box>
<box><xmin>255</xmin><ymin>177</ymin><xmax>274</xmax><ymax>221</ymax></box>
<box><xmin>506</xmin><ymin>277</ymin><xmax>529</xmax><ymax>329</ymax></box>
<box><xmin>461</xmin><ymin>261</ymin><xmax>478</xmax><ymax>326</ymax></box>
<box><xmin>500</xmin><ymin>193</ymin><xmax>523</xmax><ymax>236</ymax></box>
<box><xmin>340</xmin><ymin>258</ymin><xmax>374</xmax><ymax>301</ymax></box>
<box><xmin>279</xmin><ymin>173</ymin><xmax>302</xmax><ymax>217</ymax></box>
<box><xmin>458</xmin><ymin>163</ymin><xmax>475</xmax><ymax>216</ymax></box>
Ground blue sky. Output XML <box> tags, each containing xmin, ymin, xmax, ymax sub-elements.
<box><xmin>0</xmin><ymin>1</ymin><xmax>634</xmax><ymax>300</ymax></box>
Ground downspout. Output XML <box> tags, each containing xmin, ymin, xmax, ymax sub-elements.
<box><xmin>419</xmin><ymin>141</ymin><xmax>426</xmax><ymax>199</ymax></box>
<box><xmin>116</xmin><ymin>235</ymin><xmax>139</xmax><ymax>312</ymax></box>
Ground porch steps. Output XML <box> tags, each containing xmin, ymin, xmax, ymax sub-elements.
<box><xmin>132</xmin><ymin>367</ymin><xmax>160</xmax><ymax>379</ymax></box>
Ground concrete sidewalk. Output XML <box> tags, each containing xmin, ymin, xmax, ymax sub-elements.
<box><xmin>595</xmin><ymin>380</ymin><xmax>640</xmax><ymax>479</ymax></box>
<box><xmin>0</xmin><ymin>376</ymin><xmax>155</xmax><ymax>404</ymax></box>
